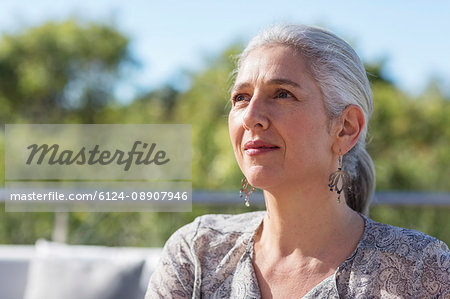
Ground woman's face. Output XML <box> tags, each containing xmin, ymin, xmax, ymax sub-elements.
<box><xmin>228</xmin><ymin>45</ymin><xmax>334</xmax><ymax>191</ymax></box>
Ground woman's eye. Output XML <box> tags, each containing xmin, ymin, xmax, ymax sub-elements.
<box><xmin>233</xmin><ymin>94</ymin><xmax>249</xmax><ymax>103</ymax></box>
<box><xmin>276</xmin><ymin>90</ymin><xmax>293</xmax><ymax>99</ymax></box>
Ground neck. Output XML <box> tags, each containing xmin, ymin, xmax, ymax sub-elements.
<box><xmin>258</xmin><ymin>184</ymin><xmax>363</xmax><ymax>259</ymax></box>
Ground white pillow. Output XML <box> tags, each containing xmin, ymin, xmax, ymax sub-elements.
<box><xmin>24</xmin><ymin>239</ymin><xmax>146</xmax><ymax>299</ymax></box>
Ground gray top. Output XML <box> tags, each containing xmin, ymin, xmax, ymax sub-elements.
<box><xmin>146</xmin><ymin>211</ymin><xmax>450</xmax><ymax>298</ymax></box>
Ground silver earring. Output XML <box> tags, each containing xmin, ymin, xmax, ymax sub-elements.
<box><xmin>328</xmin><ymin>152</ymin><xmax>350</xmax><ymax>203</ymax></box>
<box><xmin>240</xmin><ymin>177</ymin><xmax>255</xmax><ymax>207</ymax></box>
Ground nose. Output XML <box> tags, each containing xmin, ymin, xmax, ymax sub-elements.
<box><xmin>242</xmin><ymin>93</ymin><xmax>270</xmax><ymax>131</ymax></box>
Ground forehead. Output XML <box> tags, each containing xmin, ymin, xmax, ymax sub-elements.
<box><xmin>234</xmin><ymin>45</ymin><xmax>312</xmax><ymax>89</ymax></box>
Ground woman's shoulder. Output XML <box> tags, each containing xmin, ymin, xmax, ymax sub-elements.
<box><xmin>359</xmin><ymin>216</ymin><xmax>450</xmax><ymax>294</ymax></box>
<box><xmin>193</xmin><ymin>210</ymin><xmax>266</xmax><ymax>232</ymax></box>
<box><xmin>340</xmin><ymin>216</ymin><xmax>450</xmax><ymax>297</ymax></box>
<box><xmin>361</xmin><ymin>216</ymin><xmax>449</xmax><ymax>260</ymax></box>
<box><xmin>167</xmin><ymin>211</ymin><xmax>266</xmax><ymax>246</ymax></box>
<box><xmin>148</xmin><ymin>211</ymin><xmax>266</xmax><ymax>298</ymax></box>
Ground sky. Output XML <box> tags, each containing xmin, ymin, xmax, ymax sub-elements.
<box><xmin>1</xmin><ymin>0</ymin><xmax>450</xmax><ymax>101</ymax></box>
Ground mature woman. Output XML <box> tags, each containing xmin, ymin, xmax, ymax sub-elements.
<box><xmin>146</xmin><ymin>24</ymin><xmax>450</xmax><ymax>298</ymax></box>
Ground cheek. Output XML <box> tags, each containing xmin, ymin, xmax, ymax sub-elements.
<box><xmin>285</xmin><ymin>114</ymin><xmax>331</xmax><ymax>157</ymax></box>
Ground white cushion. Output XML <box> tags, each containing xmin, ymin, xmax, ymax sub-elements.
<box><xmin>0</xmin><ymin>245</ymin><xmax>35</xmax><ymax>299</ymax></box>
<box><xmin>24</xmin><ymin>239</ymin><xmax>147</xmax><ymax>299</ymax></box>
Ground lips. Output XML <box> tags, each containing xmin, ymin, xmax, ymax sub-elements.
<box><xmin>243</xmin><ymin>140</ymin><xmax>280</xmax><ymax>156</ymax></box>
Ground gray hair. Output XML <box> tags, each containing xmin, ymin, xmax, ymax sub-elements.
<box><xmin>236</xmin><ymin>24</ymin><xmax>375</xmax><ymax>214</ymax></box>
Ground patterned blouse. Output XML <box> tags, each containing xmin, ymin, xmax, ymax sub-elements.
<box><xmin>146</xmin><ymin>211</ymin><xmax>450</xmax><ymax>298</ymax></box>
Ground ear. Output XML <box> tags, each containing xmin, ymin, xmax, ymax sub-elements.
<box><xmin>331</xmin><ymin>105</ymin><xmax>365</xmax><ymax>155</ymax></box>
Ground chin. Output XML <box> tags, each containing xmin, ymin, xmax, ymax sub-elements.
<box><xmin>244</xmin><ymin>167</ymin><xmax>282</xmax><ymax>190</ymax></box>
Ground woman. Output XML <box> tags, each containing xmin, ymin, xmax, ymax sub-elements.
<box><xmin>146</xmin><ymin>24</ymin><xmax>450</xmax><ymax>298</ymax></box>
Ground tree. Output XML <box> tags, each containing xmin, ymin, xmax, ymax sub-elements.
<box><xmin>95</xmin><ymin>85</ymin><xmax>179</xmax><ymax>124</ymax></box>
<box><xmin>369</xmin><ymin>80</ymin><xmax>450</xmax><ymax>191</ymax></box>
<box><xmin>0</xmin><ymin>19</ymin><xmax>135</xmax><ymax>123</ymax></box>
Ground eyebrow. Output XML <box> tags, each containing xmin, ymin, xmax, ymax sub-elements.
<box><xmin>232</xmin><ymin>78</ymin><xmax>302</xmax><ymax>92</ymax></box>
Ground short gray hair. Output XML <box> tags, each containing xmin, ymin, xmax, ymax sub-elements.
<box><xmin>236</xmin><ymin>24</ymin><xmax>375</xmax><ymax>214</ymax></box>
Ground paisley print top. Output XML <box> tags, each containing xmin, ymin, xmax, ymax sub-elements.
<box><xmin>146</xmin><ymin>211</ymin><xmax>450</xmax><ymax>298</ymax></box>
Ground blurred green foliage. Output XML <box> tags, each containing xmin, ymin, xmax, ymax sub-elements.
<box><xmin>0</xmin><ymin>19</ymin><xmax>133</xmax><ymax>123</ymax></box>
<box><xmin>370</xmin><ymin>82</ymin><xmax>450</xmax><ymax>190</ymax></box>
<box><xmin>0</xmin><ymin>20</ymin><xmax>449</xmax><ymax>246</ymax></box>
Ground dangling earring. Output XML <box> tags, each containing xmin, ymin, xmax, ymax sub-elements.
<box><xmin>240</xmin><ymin>177</ymin><xmax>255</xmax><ymax>207</ymax></box>
<box><xmin>328</xmin><ymin>151</ymin><xmax>350</xmax><ymax>203</ymax></box>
